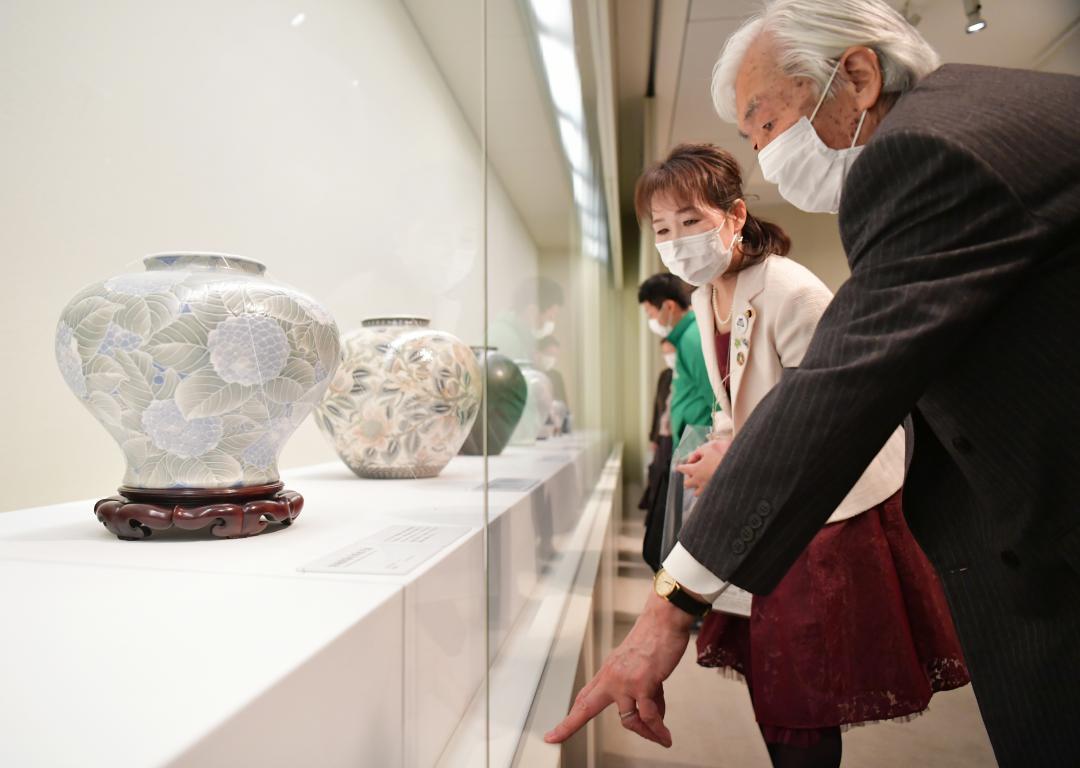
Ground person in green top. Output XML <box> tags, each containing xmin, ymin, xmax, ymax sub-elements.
<box><xmin>638</xmin><ymin>273</ymin><xmax>712</xmax><ymax>440</ymax></box>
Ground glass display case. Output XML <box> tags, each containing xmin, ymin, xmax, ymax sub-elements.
<box><xmin>0</xmin><ymin>1</ymin><xmax>621</xmax><ymax>765</ymax></box>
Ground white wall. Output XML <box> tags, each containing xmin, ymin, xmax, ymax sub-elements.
<box><xmin>753</xmin><ymin>204</ymin><xmax>850</xmax><ymax>292</ymax></box>
<box><xmin>0</xmin><ymin>0</ymin><xmax>539</xmax><ymax>511</ymax></box>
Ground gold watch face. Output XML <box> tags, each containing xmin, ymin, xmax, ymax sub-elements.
<box><xmin>654</xmin><ymin>569</ymin><xmax>678</xmax><ymax>598</ymax></box>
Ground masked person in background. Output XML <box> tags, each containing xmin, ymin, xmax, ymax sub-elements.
<box><xmin>537</xmin><ymin>335</ymin><xmax>571</xmax><ymax>434</ymax></box>
<box><xmin>548</xmin><ymin>2</ymin><xmax>1080</xmax><ymax>766</ymax></box>
<box><xmin>638</xmin><ymin>273</ymin><xmax>712</xmax><ymax>441</ymax></box>
<box><xmin>488</xmin><ymin>276</ymin><xmax>564</xmax><ymax>362</ymax></box>
<box><xmin>640</xmin><ymin>338</ymin><xmax>677</xmax><ymax>572</ymax></box>
<box><xmin>536</xmin><ymin>335</ymin><xmax>568</xmax><ymax>405</ymax></box>
<box><xmin>644</xmin><ymin>142</ymin><xmax>968</xmax><ymax>768</ymax></box>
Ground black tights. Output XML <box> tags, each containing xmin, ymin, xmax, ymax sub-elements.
<box><xmin>762</xmin><ymin>727</ymin><xmax>842</xmax><ymax>768</ymax></box>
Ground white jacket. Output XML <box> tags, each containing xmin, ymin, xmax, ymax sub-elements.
<box><xmin>690</xmin><ymin>255</ymin><xmax>905</xmax><ymax>524</ymax></box>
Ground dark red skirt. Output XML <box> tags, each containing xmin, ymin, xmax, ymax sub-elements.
<box><xmin>697</xmin><ymin>490</ymin><xmax>969</xmax><ymax>746</ymax></box>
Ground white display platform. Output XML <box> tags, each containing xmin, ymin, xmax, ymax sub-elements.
<box><xmin>0</xmin><ymin>561</ymin><xmax>405</xmax><ymax>768</ymax></box>
<box><xmin>0</xmin><ymin>432</ymin><xmax>609</xmax><ymax>768</ymax></box>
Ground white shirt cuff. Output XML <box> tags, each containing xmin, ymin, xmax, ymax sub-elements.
<box><xmin>662</xmin><ymin>543</ymin><xmax>729</xmax><ymax>602</ymax></box>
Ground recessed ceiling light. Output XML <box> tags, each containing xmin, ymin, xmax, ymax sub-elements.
<box><xmin>963</xmin><ymin>0</ymin><xmax>987</xmax><ymax>34</ymax></box>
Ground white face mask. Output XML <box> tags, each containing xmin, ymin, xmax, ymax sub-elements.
<box><xmin>757</xmin><ymin>60</ymin><xmax>868</xmax><ymax>215</ymax></box>
<box><xmin>538</xmin><ymin>354</ymin><xmax>557</xmax><ymax>371</ymax></box>
<box><xmin>648</xmin><ymin>317</ymin><xmax>672</xmax><ymax>338</ymax></box>
<box><xmin>533</xmin><ymin>319</ymin><xmax>555</xmax><ymax>339</ymax></box>
<box><xmin>663</xmin><ymin>352</ymin><xmax>677</xmax><ymax>369</ymax></box>
<box><xmin>647</xmin><ymin>301</ymin><xmax>677</xmax><ymax>337</ymax></box>
<box><xmin>655</xmin><ymin>227</ymin><xmax>741</xmax><ymax>287</ymax></box>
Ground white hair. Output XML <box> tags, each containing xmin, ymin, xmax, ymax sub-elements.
<box><xmin>711</xmin><ymin>0</ymin><xmax>941</xmax><ymax>123</ymax></box>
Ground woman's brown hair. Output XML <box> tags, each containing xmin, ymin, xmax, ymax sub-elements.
<box><xmin>634</xmin><ymin>143</ymin><xmax>791</xmax><ymax>270</ymax></box>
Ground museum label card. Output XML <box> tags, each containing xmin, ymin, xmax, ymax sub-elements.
<box><xmin>539</xmin><ymin>453</ymin><xmax>576</xmax><ymax>462</ymax></box>
<box><xmin>300</xmin><ymin>524</ymin><xmax>471</xmax><ymax>575</ymax></box>
<box><xmin>475</xmin><ymin>478</ymin><xmax>540</xmax><ymax>492</ymax></box>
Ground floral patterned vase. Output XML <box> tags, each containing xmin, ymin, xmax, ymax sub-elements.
<box><xmin>508</xmin><ymin>359</ymin><xmax>555</xmax><ymax>445</ymax></box>
<box><xmin>316</xmin><ymin>317</ymin><xmax>482</xmax><ymax>478</ymax></box>
<box><xmin>459</xmin><ymin>347</ymin><xmax>527</xmax><ymax>456</ymax></box>
<box><xmin>55</xmin><ymin>252</ymin><xmax>340</xmax><ymax>539</ymax></box>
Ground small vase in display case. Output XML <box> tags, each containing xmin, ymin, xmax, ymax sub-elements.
<box><xmin>55</xmin><ymin>252</ymin><xmax>341</xmax><ymax>539</ymax></box>
<box><xmin>316</xmin><ymin>317</ymin><xmax>482</xmax><ymax>478</ymax></box>
<box><xmin>459</xmin><ymin>347</ymin><xmax>527</xmax><ymax>456</ymax></box>
<box><xmin>509</xmin><ymin>359</ymin><xmax>555</xmax><ymax>445</ymax></box>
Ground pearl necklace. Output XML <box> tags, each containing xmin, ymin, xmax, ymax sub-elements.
<box><xmin>711</xmin><ymin>285</ymin><xmax>733</xmax><ymax>327</ymax></box>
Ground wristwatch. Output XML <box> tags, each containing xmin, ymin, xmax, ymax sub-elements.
<box><xmin>653</xmin><ymin>568</ymin><xmax>711</xmax><ymax>617</ymax></box>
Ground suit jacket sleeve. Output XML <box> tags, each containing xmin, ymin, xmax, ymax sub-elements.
<box><xmin>677</xmin><ymin>129</ymin><xmax>1050</xmax><ymax>593</ymax></box>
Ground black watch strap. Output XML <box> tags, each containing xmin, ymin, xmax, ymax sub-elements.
<box><xmin>667</xmin><ymin>586</ymin><xmax>711</xmax><ymax>617</ymax></box>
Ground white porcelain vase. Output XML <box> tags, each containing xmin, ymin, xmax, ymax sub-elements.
<box><xmin>509</xmin><ymin>359</ymin><xmax>555</xmax><ymax>445</ymax></box>
<box><xmin>316</xmin><ymin>317</ymin><xmax>482</xmax><ymax>478</ymax></box>
<box><xmin>55</xmin><ymin>253</ymin><xmax>341</xmax><ymax>490</ymax></box>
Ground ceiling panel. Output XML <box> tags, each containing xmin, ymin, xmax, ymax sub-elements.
<box><xmin>689</xmin><ymin>0</ymin><xmax>764</xmax><ymax>21</ymax></box>
<box><xmin>903</xmin><ymin>0</ymin><xmax>1079</xmax><ymax>70</ymax></box>
<box><xmin>616</xmin><ymin>0</ymin><xmax>654</xmax><ymax>102</ymax></box>
<box><xmin>668</xmin><ymin>17</ymin><xmax>782</xmax><ymax>203</ymax></box>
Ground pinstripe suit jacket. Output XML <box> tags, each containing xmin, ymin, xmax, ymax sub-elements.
<box><xmin>677</xmin><ymin>64</ymin><xmax>1080</xmax><ymax>766</ymax></box>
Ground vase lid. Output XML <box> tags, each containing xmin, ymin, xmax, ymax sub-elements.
<box><xmin>362</xmin><ymin>316</ymin><xmax>431</xmax><ymax>328</ymax></box>
<box><xmin>143</xmin><ymin>252</ymin><xmax>266</xmax><ymax>275</ymax></box>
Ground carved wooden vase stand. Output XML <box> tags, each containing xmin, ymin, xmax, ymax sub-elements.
<box><xmin>95</xmin><ymin>483</ymin><xmax>303</xmax><ymax>540</ymax></box>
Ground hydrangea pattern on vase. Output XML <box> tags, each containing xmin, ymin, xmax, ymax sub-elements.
<box><xmin>141</xmin><ymin>399</ymin><xmax>224</xmax><ymax>458</ymax></box>
<box><xmin>208</xmin><ymin>315</ymin><xmax>290</xmax><ymax>385</ymax></box>
<box><xmin>55</xmin><ymin>252</ymin><xmax>340</xmax><ymax>489</ymax></box>
<box><xmin>316</xmin><ymin>317</ymin><xmax>482</xmax><ymax>478</ymax></box>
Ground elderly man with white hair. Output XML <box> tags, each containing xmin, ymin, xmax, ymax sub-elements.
<box><xmin>547</xmin><ymin>1</ymin><xmax>1080</xmax><ymax>766</ymax></box>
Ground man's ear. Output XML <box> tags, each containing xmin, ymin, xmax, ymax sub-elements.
<box><xmin>841</xmin><ymin>45</ymin><xmax>883</xmax><ymax>111</ymax></box>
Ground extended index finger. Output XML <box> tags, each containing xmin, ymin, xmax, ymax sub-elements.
<box><xmin>544</xmin><ymin>686</ymin><xmax>613</xmax><ymax>744</ymax></box>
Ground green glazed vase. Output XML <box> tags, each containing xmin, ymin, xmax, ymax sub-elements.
<box><xmin>459</xmin><ymin>347</ymin><xmax>527</xmax><ymax>456</ymax></box>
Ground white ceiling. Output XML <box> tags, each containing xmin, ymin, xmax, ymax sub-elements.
<box><xmin>659</xmin><ymin>0</ymin><xmax>1080</xmax><ymax>206</ymax></box>
<box><xmin>667</xmin><ymin>1</ymin><xmax>768</xmax><ymax>201</ymax></box>
<box><xmin>613</xmin><ymin>0</ymin><xmax>654</xmax><ymax>220</ymax></box>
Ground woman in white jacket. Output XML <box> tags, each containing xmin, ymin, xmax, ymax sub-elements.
<box><xmin>636</xmin><ymin>144</ymin><xmax>969</xmax><ymax>768</ymax></box>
